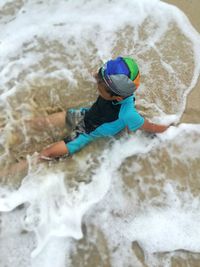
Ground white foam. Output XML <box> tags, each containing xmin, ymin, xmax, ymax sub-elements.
<box><xmin>85</xmin><ymin>124</ymin><xmax>200</xmax><ymax>266</ymax></box>
<box><xmin>158</xmin><ymin>123</ymin><xmax>200</xmax><ymax>142</ymax></box>
<box><xmin>124</xmin><ymin>184</ymin><xmax>200</xmax><ymax>253</ymax></box>
<box><xmin>0</xmin><ymin>0</ymin><xmax>11</xmax><ymax>9</ymax></box>
<box><xmin>0</xmin><ymin>123</ymin><xmax>200</xmax><ymax>267</ymax></box>
<box><xmin>0</xmin><ymin>0</ymin><xmax>199</xmax><ymax>104</ymax></box>
<box><xmin>1</xmin><ymin>0</ymin><xmax>200</xmax><ymax>266</ymax></box>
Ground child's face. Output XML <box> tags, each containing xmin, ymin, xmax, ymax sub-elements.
<box><xmin>97</xmin><ymin>82</ymin><xmax>116</xmax><ymax>100</ymax></box>
<box><xmin>95</xmin><ymin>73</ymin><xmax>122</xmax><ymax>101</ymax></box>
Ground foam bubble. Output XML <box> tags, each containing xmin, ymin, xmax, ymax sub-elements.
<box><xmin>125</xmin><ymin>192</ymin><xmax>200</xmax><ymax>253</ymax></box>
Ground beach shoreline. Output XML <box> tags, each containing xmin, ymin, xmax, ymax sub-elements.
<box><xmin>164</xmin><ymin>0</ymin><xmax>200</xmax><ymax>123</ymax></box>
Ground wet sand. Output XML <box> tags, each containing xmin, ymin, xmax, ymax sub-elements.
<box><xmin>0</xmin><ymin>1</ymin><xmax>199</xmax><ymax>266</ymax></box>
<box><xmin>164</xmin><ymin>0</ymin><xmax>200</xmax><ymax>123</ymax></box>
<box><xmin>152</xmin><ymin>2</ymin><xmax>199</xmax><ymax>266</ymax></box>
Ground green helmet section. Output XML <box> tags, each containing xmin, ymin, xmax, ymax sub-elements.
<box><xmin>123</xmin><ymin>57</ymin><xmax>139</xmax><ymax>81</ymax></box>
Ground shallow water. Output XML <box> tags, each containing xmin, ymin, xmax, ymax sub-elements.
<box><xmin>0</xmin><ymin>0</ymin><xmax>200</xmax><ymax>266</ymax></box>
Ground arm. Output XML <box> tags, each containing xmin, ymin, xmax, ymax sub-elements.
<box><xmin>140</xmin><ymin>119</ymin><xmax>170</xmax><ymax>133</ymax></box>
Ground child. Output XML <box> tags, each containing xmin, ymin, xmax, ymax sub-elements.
<box><xmin>39</xmin><ymin>56</ymin><xmax>170</xmax><ymax>160</ymax></box>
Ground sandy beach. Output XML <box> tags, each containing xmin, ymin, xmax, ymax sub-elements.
<box><xmin>0</xmin><ymin>1</ymin><xmax>200</xmax><ymax>267</ymax></box>
<box><xmin>165</xmin><ymin>0</ymin><xmax>200</xmax><ymax>123</ymax></box>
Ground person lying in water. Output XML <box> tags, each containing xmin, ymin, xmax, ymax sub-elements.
<box><xmin>38</xmin><ymin>56</ymin><xmax>170</xmax><ymax>160</ymax></box>
<box><xmin>2</xmin><ymin>56</ymin><xmax>172</xmax><ymax>176</ymax></box>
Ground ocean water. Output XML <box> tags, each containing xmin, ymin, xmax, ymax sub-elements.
<box><xmin>0</xmin><ymin>0</ymin><xmax>200</xmax><ymax>267</ymax></box>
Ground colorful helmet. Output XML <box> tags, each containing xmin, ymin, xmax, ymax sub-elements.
<box><xmin>100</xmin><ymin>56</ymin><xmax>140</xmax><ymax>97</ymax></box>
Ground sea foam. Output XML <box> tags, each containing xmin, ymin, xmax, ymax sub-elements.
<box><xmin>0</xmin><ymin>0</ymin><xmax>200</xmax><ymax>267</ymax></box>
